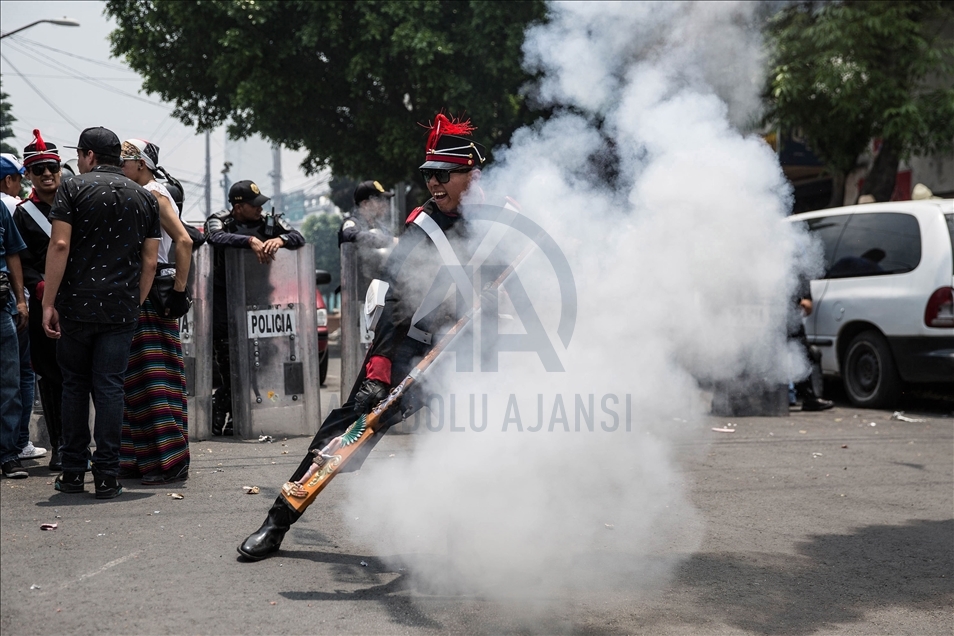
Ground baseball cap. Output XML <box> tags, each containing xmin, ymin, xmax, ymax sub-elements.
<box><xmin>0</xmin><ymin>153</ymin><xmax>26</xmax><ymax>177</ymax></box>
<box><xmin>353</xmin><ymin>180</ymin><xmax>395</xmax><ymax>205</ymax></box>
<box><xmin>228</xmin><ymin>180</ymin><xmax>270</xmax><ymax>207</ymax></box>
<box><xmin>121</xmin><ymin>139</ymin><xmax>160</xmax><ymax>172</ymax></box>
<box><xmin>65</xmin><ymin>126</ymin><xmax>122</xmax><ymax>159</ymax></box>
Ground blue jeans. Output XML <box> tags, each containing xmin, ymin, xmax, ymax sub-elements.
<box><xmin>57</xmin><ymin>317</ymin><xmax>137</xmax><ymax>476</ymax></box>
<box><xmin>17</xmin><ymin>326</ymin><xmax>34</xmax><ymax>451</ymax></box>
<box><xmin>0</xmin><ymin>311</ymin><xmax>22</xmax><ymax>464</ymax></box>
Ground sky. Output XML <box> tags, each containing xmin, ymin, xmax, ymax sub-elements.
<box><xmin>0</xmin><ymin>0</ymin><xmax>327</xmax><ymax>222</ymax></box>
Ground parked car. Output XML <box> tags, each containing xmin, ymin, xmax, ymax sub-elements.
<box><xmin>316</xmin><ymin>269</ymin><xmax>332</xmax><ymax>385</ymax></box>
<box><xmin>785</xmin><ymin>199</ymin><xmax>954</xmax><ymax>407</ymax></box>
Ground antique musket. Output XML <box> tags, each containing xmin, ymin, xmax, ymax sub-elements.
<box><xmin>280</xmin><ymin>241</ymin><xmax>536</xmax><ymax>513</ymax></box>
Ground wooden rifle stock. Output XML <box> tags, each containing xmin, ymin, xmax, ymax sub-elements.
<box><xmin>280</xmin><ymin>241</ymin><xmax>536</xmax><ymax>513</ymax></box>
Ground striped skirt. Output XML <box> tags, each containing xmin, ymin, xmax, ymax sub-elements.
<box><xmin>120</xmin><ymin>299</ymin><xmax>189</xmax><ymax>475</ymax></box>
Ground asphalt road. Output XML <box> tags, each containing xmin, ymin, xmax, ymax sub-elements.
<box><xmin>1</xmin><ymin>359</ymin><xmax>951</xmax><ymax>635</ymax></box>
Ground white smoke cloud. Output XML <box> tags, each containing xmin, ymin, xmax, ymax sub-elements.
<box><xmin>340</xmin><ymin>0</ymin><xmax>817</xmax><ymax>623</ymax></box>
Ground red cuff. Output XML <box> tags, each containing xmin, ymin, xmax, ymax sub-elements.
<box><xmin>36</xmin><ymin>281</ymin><xmax>45</xmax><ymax>302</ymax></box>
<box><xmin>364</xmin><ymin>355</ymin><xmax>391</xmax><ymax>385</ymax></box>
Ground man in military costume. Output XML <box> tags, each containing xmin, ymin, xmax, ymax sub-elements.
<box><xmin>238</xmin><ymin>114</ymin><xmax>489</xmax><ymax>560</ymax></box>
<box><xmin>204</xmin><ymin>180</ymin><xmax>305</xmax><ymax>435</ymax></box>
<box><xmin>12</xmin><ymin>130</ymin><xmax>66</xmax><ymax>469</ymax></box>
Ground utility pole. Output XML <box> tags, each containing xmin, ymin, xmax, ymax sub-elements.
<box><xmin>204</xmin><ymin>130</ymin><xmax>211</xmax><ymax>218</ymax></box>
<box><xmin>270</xmin><ymin>142</ymin><xmax>282</xmax><ymax>214</ymax></box>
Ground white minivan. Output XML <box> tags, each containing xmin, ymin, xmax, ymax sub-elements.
<box><xmin>786</xmin><ymin>199</ymin><xmax>954</xmax><ymax>408</ymax></box>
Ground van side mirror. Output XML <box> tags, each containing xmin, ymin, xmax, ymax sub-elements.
<box><xmin>315</xmin><ymin>269</ymin><xmax>332</xmax><ymax>285</ymax></box>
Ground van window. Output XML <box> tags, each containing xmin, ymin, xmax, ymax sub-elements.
<box><xmin>827</xmin><ymin>212</ymin><xmax>921</xmax><ymax>278</ymax></box>
<box><xmin>803</xmin><ymin>214</ymin><xmax>850</xmax><ymax>274</ymax></box>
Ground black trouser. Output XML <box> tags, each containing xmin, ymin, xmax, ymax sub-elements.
<box><xmin>287</xmin><ymin>342</ymin><xmax>426</xmax><ymax>482</ymax></box>
<box><xmin>790</xmin><ymin>325</ymin><xmax>820</xmax><ymax>401</ymax></box>
<box><xmin>212</xmin><ymin>322</ymin><xmax>231</xmax><ymax>416</ymax></box>
<box><xmin>28</xmin><ymin>294</ymin><xmax>62</xmax><ymax>452</ymax></box>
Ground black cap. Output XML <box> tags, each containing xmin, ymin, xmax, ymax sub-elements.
<box><xmin>228</xmin><ymin>180</ymin><xmax>270</xmax><ymax>207</ymax></box>
<box><xmin>353</xmin><ymin>180</ymin><xmax>395</xmax><ymax>206</ymax></box>
<box><xmin>65</xmin><ymin>126</ymin><xmax>121</xmax><ymax>158</ymax></box>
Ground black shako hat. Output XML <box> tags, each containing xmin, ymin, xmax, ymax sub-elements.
<box><xmin>23</xmin><ymin>129</ymin><xmax>61</xmax><ymax>166</ymax></box>
<box><xmin>419</xmin><ymin>113</ymin><xmax>487</xmax><ymax>170</ymax></box>
<box><xmin>228</xmin><ymin>180</ymin><xmax>270</xmax><ymax>207</ymax></box>
<box><xmin>353</xmin><ymin>180</ymin><xmax>395</xmax><ymax>206</ymax></box>
<box><xmin>66</xmin><ymin>126</ymin><xmax>121</xmax><ymax>159</ymax></box>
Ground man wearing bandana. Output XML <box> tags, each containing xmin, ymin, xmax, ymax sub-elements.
<box><xmin>238</xmin><ymin>114</ymin><xmax>488</xmax><ymax>561</ymax></box>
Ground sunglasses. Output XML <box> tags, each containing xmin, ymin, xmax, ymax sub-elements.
<box><xmin>420</xmin><ymin>167</ymin><xmax>471</xmax><ymax>184</ymax></box>
<box><xmin>29</xmin><ymin>163</ymin><xmax>61</xmax><ymax>176</ymax></box>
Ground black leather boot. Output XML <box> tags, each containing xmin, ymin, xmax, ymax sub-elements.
<box><xmin>237</xmin><ymin>497</ymin><xmax>301</xmax><ymax>561</ymax></box>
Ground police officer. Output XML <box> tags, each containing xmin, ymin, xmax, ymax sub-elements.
<box><xmin>339</xmin><ymin>180</ymin><xmax>395</xmax><ymax>248</ymax></box>
<box><xmin>238</xmin><ymin>114</ymin><xmax>488</xmax><ymax>561</ymax></box>
<box><xmin>204</xmin><ymin>180</ymin><xmax>305</xmax><ymax>435</ymax></box>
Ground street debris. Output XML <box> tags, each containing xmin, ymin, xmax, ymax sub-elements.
<box><xmin>30</xmin><ymin>584</ymin><xmax>40</xmax><ymax>590</ymax></box>
<box><xmin>604</xmin><ymin>523</ymin><xmax>615</xmax><ymax>529</ymax></box>
<box><xmin>711</xmin><ymin>427</ymin><xmax>735</xmax><ymax>433</ymax></box>
<box><xmin>869</xmin><ymin>422</ymin><xmax>877</xmax><ymax>427</ymax></box>
<box><xmin>799</xmin><ymin>430</ymin><xmax>807</xmax><ymax>434</ymax></box>
<box><xmin>892</xmin><ymin>411</ymin><xmax>926</xmax><ymax>423</ymax></box>
<box><xmin>169</xmin><ymin>493</ymin><xmax>184</xmax><ymax>500</ymax></box>
<box><xmin>40</xmin><ymin>523</ymin><xmax>57</xmax><ymax>531</ymax></box>
<box><xmin>259</xmin><ymin>435</ymin><xmax>274</xmax><ymax>443</ymax></box>
<box><xmin>243</xmin><ymin>486</ymin><xmax>260</xmax><ymax>494</ymax></box>
<box><xmin>841</xmin><ymin>445</ymin><xmax>848</xmax><ymax>449</ymax></box>
<box><xmin>360</xmin><ymin>560</ymin><xmax>368</xmax><ymax>567</ymax></box>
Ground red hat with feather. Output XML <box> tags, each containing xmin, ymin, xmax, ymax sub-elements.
<box><xmin>22</xmin><ymin>129</ymin><xmax>61</xmax><ymax>166</ymax></box>
<box><xmin>419</xmin><ymin>113</ymin><xmax>487</xmax><ymax>170</ymax></box>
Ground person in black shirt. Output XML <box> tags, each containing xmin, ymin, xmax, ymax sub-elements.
<box><xmin>204</xmin><ymin>180</ymin><xmax>305</xmax><ymax>435</ymax></box>
<box><xmin>238</xmin><ymin>113</ymin><xmax>487</xmax><ymax>561</ymax></box>
<box><xmin>41</xmin><ymin>127</ymin><xmax>161</xmax><ymax>499</ymax></box>
<box><xmin>13</xmin><ymin>130</ymin><xmax>66</xmax><ymax>470</ymax></box>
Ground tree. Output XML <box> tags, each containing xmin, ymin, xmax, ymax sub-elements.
<box><xmin>105</xmin><ymin>0</ymin><xmax>547</xmax><ymax>185</ymax></box>
<box><xmin>0</xmin><ymin>82</ymin><xmax>17</xmax><ymax>155</ymax></box>
<box><xmin>302</xmin><ymin>211</ymin><xmax>343</xmax><ymax>301</ymax></box>
<box><xmin>763</xmin><ymin>1</ymin><xmax>954</xmax><ymax>206</ymax></box>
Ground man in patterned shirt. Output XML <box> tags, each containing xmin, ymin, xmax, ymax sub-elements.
<box><xmin>41</xmin><ymin>127</ymin><xmax>161</xmax><ymax>499</ymax></box>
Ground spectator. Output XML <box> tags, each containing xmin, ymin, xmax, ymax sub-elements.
<box><xmin>0</xmin><ymin>153</ymin><xmax>30</xmax><ymax>479</ymax></box>
<box><xmin>204</xmin><ymin>181</ymin><xmax>304</xmax><ymax>436</ymax></box>
<box><xmin>118</xmin><ymin>139</ymin><xmax>192</xmax><ymax>484</ymax></box>
<box><xmin>42</xmin><ymin>127</ymin><xmax>161</xmax><ymax>499</ymax></box>
<box><xmin>14</xmin><ymin>130</ymin><xmax>64</xmax><ymax>469</ymax></box>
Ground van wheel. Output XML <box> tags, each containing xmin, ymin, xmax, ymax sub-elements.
<box><xmin>842</xmin><ymin>330</ymin><xmax>901</xmax><ymax>408</ymax></box>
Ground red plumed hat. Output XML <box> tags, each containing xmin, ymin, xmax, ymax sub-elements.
<box><xmin>420</xmin><ymin>113</ymin><xmax>486</xmax><ymax>170</ymax></box>
<box><xmin>23</xmin><ymin>129</ymin><xmax>61</xmax><ymax>166</ymax></box>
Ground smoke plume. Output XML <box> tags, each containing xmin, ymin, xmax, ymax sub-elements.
<box><xmin>341</xmin><ymin>0</ymin><xmax>817</xmax><ymax>621</ymax></box>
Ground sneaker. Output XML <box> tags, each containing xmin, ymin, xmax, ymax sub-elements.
<box><xmin>92</xmin><ymin>470</ymin><xmax>123</xmax><ymax>499</ymax></box>
<box><xmin>18</xmin><ymin>442</ymin><xmax>47</xmax><ymax>460</ymax></box>
<box><xmin>2</xmin><ymin>459</ymin><xmax>29</xmax><ymax>479</ymax></box>
<box><xmin>54</xmin><ymin>471</ymin><xmax>86</xmax><ymax>493</ymax></box>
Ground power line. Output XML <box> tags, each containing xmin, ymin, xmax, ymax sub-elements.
<box><xmin>10</xmin><ymin>34</ymin><xmax>137</xmax><ymax>73</ymax></box>
<box><xmin>0</xmin><ymin>52</ymin><xmax>82</xmax><ymax>131</ymax></box>
<box><xmin>4</xmin><ymin>40</ymin><xmax>165</xmax><ymax>109</ymax></box>
<box><xmin>1</xmin><ymin>73</ymin><xmax>141</xmax><ymax>81</ymax></box>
